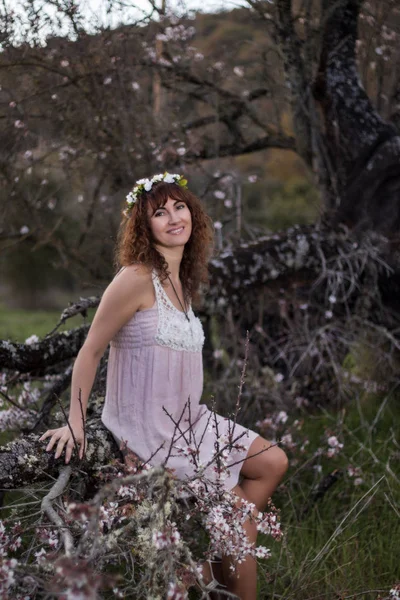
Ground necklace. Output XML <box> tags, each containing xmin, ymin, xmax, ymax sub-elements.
<box><xmin>167</xmin><ymin>276</ymin><xmax>190</xmax><ymax>323</ymax></box>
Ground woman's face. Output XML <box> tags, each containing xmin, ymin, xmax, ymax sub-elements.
<box><xmin>148</xmin><ymin>197</ymin><xmax>192</xmax><ymax>248</ymax></box>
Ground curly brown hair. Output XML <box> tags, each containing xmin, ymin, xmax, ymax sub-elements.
<box><xmin>115</xmin><ymin>181</ymin><xmax>214</xmax><ymax>304</ymax></box>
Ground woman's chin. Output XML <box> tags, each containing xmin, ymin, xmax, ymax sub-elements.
<box><xmin>161</xmin><ymin>233</ymin><xmax>191</xmax><ymax>247</ymax></box>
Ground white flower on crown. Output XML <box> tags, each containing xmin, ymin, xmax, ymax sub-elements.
<box><xmin>124</xmin><ymin>171</ymin><xmax>188</xmax><ymax>215</ymax></box>
<box><xmin>163</xmin><ymin>173</ymin><xmax>176</xmax><ymax>183</ymax></box>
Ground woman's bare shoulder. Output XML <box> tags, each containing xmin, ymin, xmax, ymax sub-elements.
<box><xmin>110</xmin><ymin>264</ymin><xmax>154</xmax><ymax>312</ymax></box>
<box><xmin>83</xmin><ymin>265</ymin><xmax>153</xmax><ymax>357</ymax></box>
<box><xmin>114</xmin><ymin>264</ymin><xmax>152</xmax><ymax>286</ymax></box>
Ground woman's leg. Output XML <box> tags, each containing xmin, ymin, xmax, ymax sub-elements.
<box><xmin>200</xmin><ymin>437</ymin><xmax>289</xmax><ymax>598</ymax></box>
<box><xmin>220</xmin><ymin>484</ymin><xmax>259</xmax><ymax>600</ymax></box>
<box><xmin>239</xmin><ymin>436</ymin><xmax>289</xmax><ymax>512</ymax></box>
<box><xmin>201</xmin><ymin>485</ymin><xmax>259</xmax><ymax>600</ymax></box>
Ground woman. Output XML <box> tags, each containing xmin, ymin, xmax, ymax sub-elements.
<box><xmin>39</xmin><ymin>172</ymin><xmax>288</xmax><ymax>599</ymax></box>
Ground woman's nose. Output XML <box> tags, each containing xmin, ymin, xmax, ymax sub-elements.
<box><xmin>168</xmin><ymin>213</ymin><xmax>180</xmax><ymax>224</ymax></box>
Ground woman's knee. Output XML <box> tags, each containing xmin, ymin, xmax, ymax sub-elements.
<box><xmin>270</xmin><ymin>444</ymin><xmax>289</xmax><ymax>478</ymax></box>
<box><xmin>242</xmin><ymin>437</ymin><xmax>289</xmax><ymax>480</ymax></box>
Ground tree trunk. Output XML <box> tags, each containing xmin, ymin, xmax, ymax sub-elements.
<box><xmin>314</xmin><ymin>0</ymin><xmax>400</xmax><ymax>235</ymax></box>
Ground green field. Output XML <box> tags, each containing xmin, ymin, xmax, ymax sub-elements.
<box><xmin>0</xmin><ymin>303</ymin><xmax>95</xmax><ymax>342</ymax></box>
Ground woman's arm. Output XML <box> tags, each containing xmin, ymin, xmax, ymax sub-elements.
<box><xmin>39</xmin><ymin>266</ymin><xmax>153</xmax><ymax>463</ymax></box>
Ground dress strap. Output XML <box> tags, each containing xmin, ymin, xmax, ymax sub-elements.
<box><xmin>152</xmin><ymin>270</ymin><xmax>191</xmax><ymax>313</ymax></box>
<box><xmin>152</xmin><ymin>270</ymin><xmax>174</xmax><ymax>311</ymax></box>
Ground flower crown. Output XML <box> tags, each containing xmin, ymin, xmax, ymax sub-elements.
<box><xmin>124</xmin><ymin>172</ymin><xmax>188</xmax><ymax>216</ymax></box>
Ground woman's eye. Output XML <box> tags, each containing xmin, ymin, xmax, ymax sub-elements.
<box><xmin>177</xmin><ymin>204</ymin><xmax>185</xmax><ymax>210</ymax></box>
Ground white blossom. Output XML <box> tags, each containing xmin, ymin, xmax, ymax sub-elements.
<box><xmin>276</xmin><ymin>411</ymin><xmax>288</xmax><ymax>424</ymax></box>
<box><xmin>35</xmin><ymin>548</ymin><xmax>47</xmax><ymax>564</ymax></box>
<box><xmin>254</xmin><ymin>546</ymin><xmax>271</xmax><ymax>558</ymax></box>
<box><xmin>327</xmin><ymin>436</ymin><xmax>340</xmax><ymax>447</ymax></box>
<box><xmin>280</xmin><ymin>433</ymin><xmax>293</xmax><ymax>448</ymax></box>
<box><xmin>163</xmin><ymin>173</ymin><xmax>176</xmax><ymax>184</ymax></box>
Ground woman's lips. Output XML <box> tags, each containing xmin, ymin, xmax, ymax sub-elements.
<box><xmin>167</xmin><ymin>226</ymin><xmax>184</xmax><ymax>235</ymax></box>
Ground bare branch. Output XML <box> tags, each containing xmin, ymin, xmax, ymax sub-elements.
<box><xmin>41</xmin><ymin>465</ymin><xmax>74</xmax><ymax>556</ymax></box>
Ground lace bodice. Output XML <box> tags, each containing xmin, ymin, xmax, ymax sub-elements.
<box><xmin>152</xmin><ymin>271</ymin><xmax>204</xmax><ymax>353</ymax></box>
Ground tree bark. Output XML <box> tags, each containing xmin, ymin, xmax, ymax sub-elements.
<box><xmin>0</xmin><ymin>400</ymin><xmax>118</xmax><ymax>489</ymax></box>
<box><xmin>0</xmin><ymin>325</ymin><xmax>89</xmax><ymax>372</ymax></box>
<box><xmin>275</xmin><ymin>0</ymin><xmax>313</xmax><ymax>168</ymax></box>
<box><xmin>314</xmin><ymin>0</ymin><xmax>400</xmax><ymax>234</ymax></box>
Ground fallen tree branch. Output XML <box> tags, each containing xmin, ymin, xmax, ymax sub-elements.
<box><xmin>0</xmin><ymin>325</ymin><xmax>89</xmax><ymax>372</ymax></box>
<box><xmin>0</xmin><ymin>400</ymin><xmax>118</xmax><ymax>489</ymax></box>
<box><xmin>41</xmin><ymin>465</ymin><xmax>74</xmax><ymax>556</ymax></box>
<box><xmin>0</xmin><ymin>225</ymin><xmax>395</xmax><ymax>376</ymax></box>
<box><xmin>45</xmin><ymin>297</ymin><xmax>100</xmax><ymax>337</ymax></box>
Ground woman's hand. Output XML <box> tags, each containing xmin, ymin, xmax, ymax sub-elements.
<box><xmin>39</xmin><ymin>424</ymin><xmax>86</xmax><ymax>464</ymax></box>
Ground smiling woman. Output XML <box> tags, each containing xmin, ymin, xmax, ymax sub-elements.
<box><xmin>116</xmin><ymin>177</ymin><xmax>213</xmax><ymax>305</ymax></box>
<box><xmin>39</xmin><ymin>173</ymin><xmax>288</xmax><ymax>600</ymax></box>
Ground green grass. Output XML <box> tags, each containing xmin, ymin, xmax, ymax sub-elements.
<box><xmin>0</xmin><ymin>303</ymin><xmax>95</xmax><ymax>342</ymax></box>
<box><xmin>258</xmin><ymin>394</ymin><xmax>400</xmax><ymax>599</ymax></box>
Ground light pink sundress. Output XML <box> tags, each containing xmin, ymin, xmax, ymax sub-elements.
<box><xmin>101</xmin><ymin>269</ymin><xmax>259</xmax><ymax>492</ymax></box>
